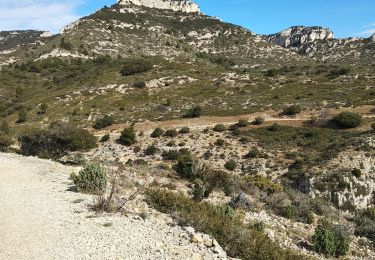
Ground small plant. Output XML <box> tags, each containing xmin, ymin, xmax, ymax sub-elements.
<box><xmin>312</xmin><ymin>222</ymin><xmax>350</xmax><ymax>257</ymax></box>
<box><xmin>229</xmin><ymin>192</ymin><xmax>252</xmax><ymax>210</ymax></box>
<box><xmin>213</xmin><ymin>124</ymin><xmax>226</xmax><ymax>132</ymax></box>
<box><xmin>282</xmin><ymin>105</ymin><xmax>301</xmax><ymax>116</ymax></box>
<box><xmin>371</xmin><ymin>123</ymin><xmax>375</xmax><ymax>131</ymax></box>
<box><xmin>120</xmin><ymin>59</ymin><xmax>152</xmax><ymax>76</ymax></box>
<box><xmin>151</xmin><ymin>127</ymin><xmax>164</xmax><ymax>138</ymax></box>
<box><xmin>133</xmin><ymin>81</ymin><xmax>146</xmax><ymax>89</ymax></box>
<box><xmin>93</xmin><ymin>115</ymin><xmax>114</xmax><ymax>129</ymax></box>
<box><xmin>224</xmin><ymin>160</ymin><xmax>237</xmax><ymax>171</ymax></box>
<box><xmin>164</xmin><ymin>129</ymin><xmax>178</xmax><ymax>138</ymax></box>
<box><xmin>183</xmin><ymin>106</ymin><xmax>202</xmax><ymax>118</ymax></box>
<box><xmin>237</xmin><ymin>119</ymin><xmax>249</xmax><ymax>127</ymax></box>
<box><xmin>38</xmin><ymin>103</ymin><xmax>48</xmax><ymax>115</ymax></box>
<box><xmin>253</xmin><ymin>117</ymin><xmax>265</xmax><ymax>125</ymax></box>
<box><xmin>192</xmin><ymin>178</ymin><xmax>208</xmax><ymax>201</ymax></box>
<box><xmin>17</xmin><ymin>108</ymin><xmax>28</xmax><ymax>123</ymax></box>
<box><xmin>0</xmin><ymin>135</ymin><xmax>13</xmax><ymax>151</ymax></box>
<box><xmin>252</xmin><ymin>221</ymin><xmax>265</xmax><ymax>232</ymax></box>
<box><xmin>244</xmin><ymin>147</ymin><xmax>261</xmax><ymax>159</ymax></box>
<box><xmin>0</xmin><ymin>120</ymin><xmax>10</xmax><ymax>134</ymax></box>
<box><xmin>333</xmin><ymin>112</ymin><xmax>362</xmax><ymax>129</ymax></box>
<box><xmin>306</xmin><ymin>211</ymin><xmax>315</xmax><ymax>224</ymax></box>
<box><xmin>175</xmin><ymin>154</ymin><xmax>194</xmax><ymax>179</ymax></box>
<box><xmin>71</xmin><ymin>163</ymin><xmax>107</xmax><ymax>194</ymax></box>
<box><xmin>144</xmin><ymin>144</ymin><xmax>158</xmax><ymax>156</ymax></box>
<box><xmin>179</xmin><ymin>127</ymin><xmax>190</xmax><ymax>134</ymax></box>
<box><xmin>60</xmin><ymin>38</ymin><xmax>73</xmax><ymax>50</ymax></box>
<box><xmin>118</xmin><ymin>126</ymin><xmax>136</xmax><ymax>146</ymax></box>
<box><xmin>215</xmin><ymin>138</ymin><xmax>225</xmax><ymax>146</ymax></box>
<box><xmin>284</xmin><ymin>205</ymin><xmax>297</xmax><ymax>219</ymax></box>
<box><xmin>352</xmin><ymin>168</ymin><xmax>362</xmax><ymax>178</ymax></box>
<box><xmin>100</xmin><ymin>134</ymin><xmax>110</xmax><ymax>142</ymax></box>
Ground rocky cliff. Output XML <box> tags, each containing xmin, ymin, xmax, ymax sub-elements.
<box><xmin>264</xmin><ymin>26</ymin><xmax>334</xmax><ymax>50</ymax></box>
<box><xmin>117</xmin><ymin>0</ymin><xmax>200</xmax><ymax>13</ymax></box>
<box><xmin>369</xmin><ymin>33</ymin><xmax>375</xmax><ymax>42</ymax></box>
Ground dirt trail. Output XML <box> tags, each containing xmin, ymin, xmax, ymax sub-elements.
<box><xmin>0</xmin><ymin>153</ymin><xmax>226</xmax><ymax>260</ymax></box>
<box><xmin>104</xmin><ymin>105</ymin><xmax>375</xmax><ymax>133</ymax></box>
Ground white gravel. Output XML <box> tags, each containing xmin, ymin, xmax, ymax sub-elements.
<box><xmin>0</xmin><ymin>153</ymin><xmax>228</xmax><ymax>260</ymax></box>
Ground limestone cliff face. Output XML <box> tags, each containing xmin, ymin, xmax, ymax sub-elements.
<box><xmin>117</xmin><ymin>0</ymin><xmax>200</xmax><ymax>13</ymax></box>
<box><xmin>264</xmin><ymin>26</ymin><xmax>334</xmax><ymax>49</ymax></box>
<box><xmin>369</xmin><ymin>33</ymin><xmax>375</xmax><ymax>42</ymax></box>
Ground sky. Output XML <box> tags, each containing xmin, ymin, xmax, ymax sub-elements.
<box><xmin>1</xmin><ymin>0</ymin><xmax>375</xmax><ymax>38</ymax></box>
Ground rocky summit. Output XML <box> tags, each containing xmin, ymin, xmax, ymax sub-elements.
<box><xmin>117</xmin><ymin>0</ymin><xmax>200</xmax><ymax>13</ymax></box>
<box><xmin>264</xmin><ymin>26</ymin><xmax>334</xmax><ymax>49</ymax></box>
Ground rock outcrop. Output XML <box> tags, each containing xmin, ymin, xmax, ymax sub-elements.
<box><xmin>117</xmin><ymin>0</ymin><xmax>200</xmax><ymax>13</ymax></box>
<box><xmin>264</xmin><ymin>26</ymin><xmax>334</xmax><ymax>50</ymax></box>
<box><xmin>369</xmin><ymin>33</ymin><xmax>375</xmax><ymax>42</ymax></box>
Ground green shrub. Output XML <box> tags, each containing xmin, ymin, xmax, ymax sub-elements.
<box><xmin>183</xmin><ymin>106</ymin><xmax>202</xmax><ymax>118</ymax></box>
<box><xmin>38</xmin><ymin>103</ymin><xmax>48</xmax><ymax>115</ymax></box>
<box><xmin>253</xmin><ymin>117</ymin><xmax>265</xmax><ymax>125</ymax></box>
<box><xmin>179</xmin><ymin>127</ymin><xmax>190</xmax><ymax>134</ymax></box>
<box><xmin>215</xmin><ymin>138</ymin><xmax>225</xmax><ymax>146</ymax></box>
<box><xmin>313</xmin><ymin>222</ymin><xmax>350</xmax><ymax>257</ymax></box>
<box><xmin>229</xmin><ymin>192</ymin><xmax>252</xmax><ymax>210</ymax></box>
<box><xmin>213</xmin><ymin>124</ymin><xmax>226</xmax><ymax>132</ymax></box>
<box><xmin>224</xmin><ymin>160</ymin><xmax>237</xmax><ymax>171</ymax></box>
<box><xmin>244</xmin><ymin>147</ymin><xmax>261</xmax><ymax>159</ymax></box>
<box><xmin>164</xmin><ymin>129</ymin><xmax>178</xmax><ymax>138</ymax></box>
<box><xmin>151</xmin><ymin>127</ymin><xmax>164</xmax><ymax>138</ymax></box>
<box><xmin>162</xmin><ymin>150</ymin><xmax>180</xmax><ymax>160</ymax></box>
<box><xmin>133</xmin><ymin>81</ymin><xmax>146</xmax><ymax>89</ymax></box>
<box><xmin>192</xmin><ymin>178</ymin><xmax>208</xmax><ymax>201</ymax></box>
<box><xmin>328</xmin><ymin>68</ymin><xmax>350</xmax><ymax>78</ymax></box>
<box><xmin>0</xmin><ymin>135</ymin><xmax>13</xmax><ymax>151</ymax></box>
<box><xmin>70</xmin><ymin>163</ymin><xmax>107</xmax><ymax>194</ymax></box>
<box><xmin>175</xmin><ymin>154</ymin><xmax>194</xmax><ymax>179</ymax></box>
<box><xmin>17</xmin><ymin>108</ymin><xmax>27</xmax><ymax>123</ymax></box>
<box><xmin>371</xmin><ymin>123</ymin><xmax>375</xmax><ymax>131</ymax></box>
<box><xmin>284</xmin><ymin>205</ymin><xmax>297</xmax><ymax>219</ymax></box>
<box><xmin>306</xmin><ymin>211</ymin><xmax>315</xmax><ymax>224</ymax></box>
<box><xmin>333</xmin><ymin>112</ymin><xmax>362</xmax><ymax>128</ymax></box>
<box><xmin>352</xmin><ymin>168</ymin><xmax>362</xmax><ymax>178</ymax></box>
<box><xmin>237</xmin><ymin>119</ymin><xmax>249</xmax><ymax>127</ymax></box>
<box><xmin>100</xmin><ymin>134</ymin><xmax>110</xmax><ymax>142</ymax></box>
<box><xmin>120</xmin><ymin>59</ymin><xmax>152</xmax><ymax>76</ymax></box>
<box><xmin>146</xmin><ymin>189</ymin><xmax>303</xmax><ymax>260</ymax></box>
<box><xmin>93</xmin><ymin>115</ymin><xmax>114</xmax><ymax>129</ymax></box>
<box><xmin>144</xmin><ymin>144</ymin><xmax>158</xmax><ymax>156</ymax></box>
<box><xmin>118</xmin><ymin>127</ymin><xmax>136</xmax><ymax>146</ymax></box>
<box><xmin>0</xmin><ymin>120</ymin><xmax>10</xmax><ymax>134</ymax></box>
<box><xmin>19</xmin><ymin>122</ymin><xmax>97</xmax><ymax>158</ymax></box>
<box><xmin>282</xmin><ymin>105</ymin><xmax>301</xmax><ymax>116</ymax></box>
<box><xmin>60</xmin><ymin>38</ymin><xmax>73</xmax><ymax>50</ymax></box>
<box><xmin>242</xmin><ymin>176</ymin><xmax>283</xmax><ymax>194</ymax></box>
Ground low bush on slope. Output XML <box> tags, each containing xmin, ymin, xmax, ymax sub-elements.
<box><xmin>19</xmin><ymin>122</ymin><xmax>97</xmax><ymax>159</ymax></box>
<box><xmin>146</xmin><ymin>189</ymin><xmax>305</xmax><ymax>260</ymax></box>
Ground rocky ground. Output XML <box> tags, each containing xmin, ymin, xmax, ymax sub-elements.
<box><xmin>0</xmin><ymin>153</ymin><xmax>230</xmax><ymax>260</ymax></box>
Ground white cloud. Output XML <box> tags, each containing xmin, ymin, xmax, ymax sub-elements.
<box><xmin>357</xmin><ymin>22</ymin><xmax>375</xmax><ymax>37</ymax></box>
<box><xmin>0</xmin><ymin>0</ymin><xmax>83</xmax><ymax>34</ymax></box>
<box><xmin>358</xmin><ymin>28</ymin><xmax>375</xmax><ymax>37</ymax></box>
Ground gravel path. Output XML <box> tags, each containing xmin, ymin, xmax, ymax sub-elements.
<box><xmin>0</xmin><ymin>153</ymin><xmax>227</xmax><ymax>260</ymax></box>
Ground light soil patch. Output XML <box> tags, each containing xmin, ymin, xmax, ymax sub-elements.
<box><xmin>0</xmin><ymin>153</ymin><xmax>227</xmax><ymax>260</ymax></box>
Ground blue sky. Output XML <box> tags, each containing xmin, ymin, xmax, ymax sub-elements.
<box><xmin>1</xmin><ymin>0</ymin><xmax>375</xmax><ymax>38</ymax></box>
